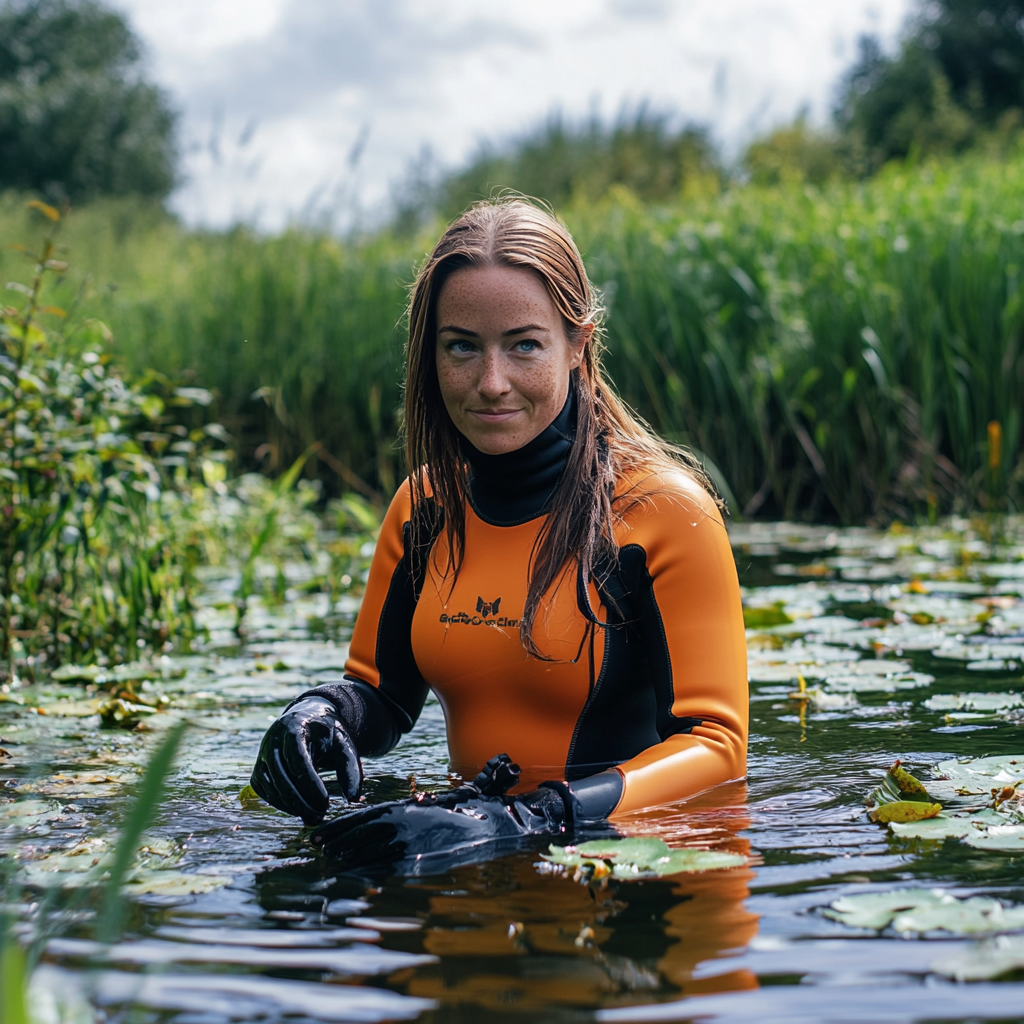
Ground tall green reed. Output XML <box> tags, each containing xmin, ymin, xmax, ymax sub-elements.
<box><xmin>4</xmin><ymin>146</ymin><xmax>1023</xmax><ymax>522</ymax></box>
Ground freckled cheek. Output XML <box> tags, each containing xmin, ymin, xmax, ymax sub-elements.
<box><xmin>517</xmin><ymin>363</ymin><xmax>564</xmax><ymax>409</ymax></box>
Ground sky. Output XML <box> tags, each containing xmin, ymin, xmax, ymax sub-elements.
<box><xmin>113</xmin><ymin>0</ymin><xmax>915</xmax><ymax>230</ymax></box>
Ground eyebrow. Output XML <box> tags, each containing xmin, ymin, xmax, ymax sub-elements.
<box><xmin>437</xmin><ymin>323</ymin><xmax>551</xmax><ymax>337</ymax></box>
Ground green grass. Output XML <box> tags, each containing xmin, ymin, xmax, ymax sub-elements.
<box><xmin>3</xmin><ymin>147</ymin><xmax>1023</xmax><ymax>522</ymax></box>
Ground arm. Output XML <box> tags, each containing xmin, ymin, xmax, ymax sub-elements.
<box><xmin>290</xmin><ymin>479</ymin><xmax>434</xmax><ymax>757</ymax></box>
<box><xmin>250</xmin><ymin>480</ymin><xmax>436</xmax><ymax>821</ymax></box>
<box><xmin>609</xmin><ymin>477</ymin><xmax>748</xmax><ymax>816</ymax></box>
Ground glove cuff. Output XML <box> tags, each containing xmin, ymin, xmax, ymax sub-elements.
<box><xmin>536</xmin><ymin>781</ymin><xmax>580</xmax><ymax>827</ymax></box>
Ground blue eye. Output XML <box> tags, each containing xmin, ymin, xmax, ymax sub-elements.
<box><xmin>447</xmin><ymin>340</ymin><xmax>476</xmax><ymax>354</ymax></box>
<box><xmin>515</xmin><ymin>339</ymin><xmax>539</xmax><ymax>352</ymax></box>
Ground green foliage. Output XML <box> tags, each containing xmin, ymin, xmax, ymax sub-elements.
<box><xmin>0</xmin><ymin>930</ymin><xmax>29</xmax><ymax>1024</ymax></box>
<box><xmin>575</xmin><ymin>151</ymin><xmax>1024</xmax><ymax>521</ymax></box>
<box><xmin>5</xmin><ymin>147</ymin><xmax>1024</xmax><ymax>526</ymax></box>
<box><xmin>0</xmin><ymin>203</ymin><xmax>228</xmax><ymax>679</ymax></box>
<box><xmin>0</xmin><ymin>0</ymin><xmax>176</xmax><ymax>202</ymax></box>
<box><xmin>835</xmin><ymin>1</ymin><xmax>1024</xmax><ymax>171</ymax></box>
<box><xmin>742</xmin><ymin>116</ymin><xmax>844</xmax><ymax>186</ymax></box>
<box><xmin>401</xmin><ymin>109</ymin><xmax>721</xmax><ymax>227</ymax></box>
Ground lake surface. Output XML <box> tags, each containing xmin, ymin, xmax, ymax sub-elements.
<box><xmin>5</xmin><ymin>516</ymin><xmax>1024</xmax><ymax>1023</ymax></box>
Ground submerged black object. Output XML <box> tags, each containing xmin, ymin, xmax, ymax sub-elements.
<box><xmin>250</xmin><ymin>696</ymin><xmax>362</xmax><ymax>825</ymax></box>
<box><xmin>310</xmin><ymin>753</ymin><xmax>583</xmax><ymax>872</ymax></box>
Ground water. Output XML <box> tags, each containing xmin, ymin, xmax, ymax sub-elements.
<box><xmin>5</xmin><ymin>516</ymin><xmax>1024</xmax><ymax>1023</ymax></box>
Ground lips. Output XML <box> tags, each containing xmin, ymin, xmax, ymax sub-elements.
<box><xmin>469</xmin><ymin>408</ymin><xmax>521</xmax><ymax>422</ymax></box>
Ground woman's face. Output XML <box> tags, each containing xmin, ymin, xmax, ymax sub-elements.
<box><xmin>435</xmin><ymin>265</ymin><xmax>589</xmax><ymax>455</ymax></box>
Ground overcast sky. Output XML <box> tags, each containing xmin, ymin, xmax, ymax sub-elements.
<box><xmin>113</xmin><ymin>0</ymin><xmax>914</xmax><ymax>230</ymax></box>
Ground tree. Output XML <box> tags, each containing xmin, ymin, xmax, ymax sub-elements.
<box><xmin>0</xmin><ymin>0</ymin><xmax>176</xmax><ymax>202</ymax></box>
<box><xmin>835</xmin><ymin>1</ymin><xmax>1024</xmax><ymax>171</ymax></box>
<box><xmin>397</xmin><ymin>108</ymin><xmax>720</xmax><ymax>227</ymax></box>
<box><xmin>742</xmin><ymin>114</ymin><xmax>843</xmax><ymax>186</ymax></box>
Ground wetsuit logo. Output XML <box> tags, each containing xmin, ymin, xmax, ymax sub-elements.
<box><xmin>439</xmin><ymin>596</ymin><xmax>518</xmax><ymax>628</ymax></box>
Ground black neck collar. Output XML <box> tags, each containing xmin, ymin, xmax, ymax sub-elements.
<box><xmin>460</xmin><ymin>388</ymin><xmax>576</xmax><ymax>526</ymax></box>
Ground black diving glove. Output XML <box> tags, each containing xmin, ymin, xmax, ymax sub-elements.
<box><xmin>309</xmin><ymin>754</ymin><xmax>578</xmax><ymax>872</ymax></box>
<box><xmin>250</xmin><ymin>696</ymin><xmax>362</xmax><ymax>825</ymax></box>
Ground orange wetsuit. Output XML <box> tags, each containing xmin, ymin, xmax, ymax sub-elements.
<box><xmin>294</xmin><ymin>396</ymin><xmax>748</xmax><ymax>817</ymax></box>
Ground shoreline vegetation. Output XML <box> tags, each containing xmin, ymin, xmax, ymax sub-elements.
<box><xmin>4</xmin><ymin>146</ymin><xmax>1023</xmax><ymax>523</ymax></box>
<box><xmin>4</xmin><ymin>145</ymin><xmax>1024</xmax><ymax>676</ymax></box>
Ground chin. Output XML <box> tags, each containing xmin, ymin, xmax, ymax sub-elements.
<box><xmin>470</xmin><ymin>438</ymin><xmax>518</xmax><ymax>455</ymax></box>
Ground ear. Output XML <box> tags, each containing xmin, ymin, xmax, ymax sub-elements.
<box><xmin>569</xmin><ymin>323</ymin><xmax>594</xmax><ymax>370</ymax></box>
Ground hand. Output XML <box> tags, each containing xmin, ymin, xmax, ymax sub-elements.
<box><xmin>250</xmin><ymin>697</ymin><xmax>362</xmax><ymax>824</ymax></box>
<box><xmin>309</xmin><ymin>783</ymin><xmax>571</xmax><ymax>872</ymax></box>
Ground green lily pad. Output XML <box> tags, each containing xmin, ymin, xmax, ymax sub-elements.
<box><xmin>123</xmin><ymin>870</ymin><xmax>233</xmax><ymax>896</ymax></box>
<box><xmin>889</xmin><ymin>812</ymin><xmax>990</xmax><ymax>840</ymax></box>
<box><xmin>540</xmin><ymin>837</ymin><xmax>744</xmax><ymax>880</ymax></box>
<box><xmin>924</xmin><ymin>692</ymin><xmax>1023</xmax><ymax>713</ymax></box>
<box><xmin>826</xmin><ymin>888</ymin><xmax>1024</xmax><ymax>935</ymax></box>
<box><xmin>0</xmin><ymin>798</ymin><xmax>63</xmax><ymax>828</ymax></box>
<box><xmin>743</xmin><ymin>605</ymin><xmax>793</xmax><ymax>628</ymax></box>
<box><xmin>932</xmin><ymin>936</ymin><xmax>1024</xmax><ymax>981</ymax></box>
<box><xmin>928</xmin><ymin>754</ymin><xmax>1024</xmax><ymax>800</ymax></box>
<box><xmin>963</xmin><ymin>825</ymin><xmax>1024</xmax><ymax>851</ymax></box>
<box><xmin>50</xmin><ymin>664</ymin><xmax>101</xmax><ymax>683</ymax></box>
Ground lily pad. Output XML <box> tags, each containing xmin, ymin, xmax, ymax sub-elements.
<box><xmin>826</xmin><ymin>888</ymin><xmax>1024</xmax><ymax>935</ymax></box>
<box><xmin>823</xmin><ymin>671</ymin><xmax>934</xmax><ymax>693</ymax></box>
<box><xmin>963</xmin><ymin>825</ymin><xmax>1024</xmax><ymax>851</ymax></box>
<box><xmin>238</xmin><ymin>784</ymin><xmax>263</xmax><ymax>809</ymax></box>
<box><xmin>889</xmin><ymin>811</ymin><xmax>997</xmax><ymax>840</ymax></box>
<box><xmin>123</xmin><ymin>870</ymin><xmax>233</xmax><ymax>896</ymax></box>
<box><xmin>928</xmin><ymin>754</ymin><xmax>1024</xmax><ymax>800</ymax></box>
<box><xmin>50</xmin><ymin>665</ymin><xmax>102</xmax><ymax>683</ymax></box>
<box><xmin>869</xmin><ymin>800</ymin><xmax>942</xmax><ymax>824</ymax></box>
<box><xmin>924</xmin><ymin>692</ymin><xmax>1023</xmax><ymax>713</ymax></box>
<box><xmin>540</xmin><ymin>837</ymin><xmax>744</xmax><ymax>880</ymax></box>
<box><xmin>932</xmin><ymin>936</ymin><xmax>1024</xmax><ymax>981</ymax></box>
<box><xmin>0</xmin><ymin>798</ymin><xmax>63</xmax><ymax>829</ymax></box>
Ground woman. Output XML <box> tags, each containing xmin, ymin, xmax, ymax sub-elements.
<box><xmin>251</xmin><ymin>199</ymin><xmax>747</xmax><ymax>868</ymax></box>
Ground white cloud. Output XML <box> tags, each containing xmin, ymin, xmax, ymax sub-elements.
<box><xmin>114</xmin><ymin>0</ymin><xmax>913</xmax><ymax>229</ymax></box>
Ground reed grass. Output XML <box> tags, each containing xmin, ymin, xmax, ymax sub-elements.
<box><xmin>3</xmin><ymin>147</ymin><xmax>1023</xmax><ymax>522</ymax></box>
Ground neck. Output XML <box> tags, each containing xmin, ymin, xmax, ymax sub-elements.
<box><xmin>460</xmin><ymin>388</ymin><xmax>576</xmax><ymax>526</ymax></box>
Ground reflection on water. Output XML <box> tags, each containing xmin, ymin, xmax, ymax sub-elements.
<box><xmin>6</xmin><ymin>515</ymin><xmax>1024</xmax><ymax>1021</ymax></box>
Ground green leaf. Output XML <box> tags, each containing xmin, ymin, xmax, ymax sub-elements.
<box><xmin>239</xmin><ymin>784</ymin><xmax>263</xmax><ymax>808</ymax></box>
<box><xmin>540</xmin><ymin>837</ymin><xmax>744</xmax><ymax>880</ymax></box>
<box><xmin>743</xmin><ymin>604</ymin><xmax>793</xmax><ymax>628</ymax></box>
<box><xmin>869</xmin><ymin>800</ymin><xmax>942</xmax><ymax>824</ymax></box>
<box><xmin>0</xmin><ymin>936</ymin><xmax>29</xmax><ymax>1024</ymax></box>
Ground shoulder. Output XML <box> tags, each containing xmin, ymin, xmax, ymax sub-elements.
<box><xmin>614</xmin><ymin>465</ymin><xmax>726</xmax><ymax>533</ymax></box>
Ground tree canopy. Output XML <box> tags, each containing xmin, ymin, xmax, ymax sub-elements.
<box><xmin>396</xmin><ymin>109</ymin><xmax>720</xmax><ymax>228</ymax></box>
<box><xmin>0</xmin><ymin>0</ymin><xmax>177</xmax><ymax>201</ymax></box>
<box><xmin>835</xmin><ymin>0</ymin><xmax>1024</xmax><ymax>170</ymax></box>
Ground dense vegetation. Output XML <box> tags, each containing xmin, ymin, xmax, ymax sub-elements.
<box><xmin>835</xmin><ymin>0</ymin><xmax>1024</xmax><ymax>171</ymax></box>
<box><xmin>0</xmin><ymin>0</ymin><xmax>176</xmax><ymax>202</ymax></box>
<box><xmin>2</xmin><ymin>146</ymin><xmax>1022</xmax><ymax>527</ymax></box>
<box><xmin>3</xmin><ymin>0</ymin><xmax>1024</xmax><ymax>679</ymax></box>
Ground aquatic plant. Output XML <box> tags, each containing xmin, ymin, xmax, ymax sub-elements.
<box><xmin>0</xmin><ymin>202</ymin><xmax>229</xmax><ymax>680</ymax></box>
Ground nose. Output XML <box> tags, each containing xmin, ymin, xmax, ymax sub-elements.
<box><xmin>477</xmin><ymin>348</ymin><xmax>511</xmax><ymax>400</ymax></box>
